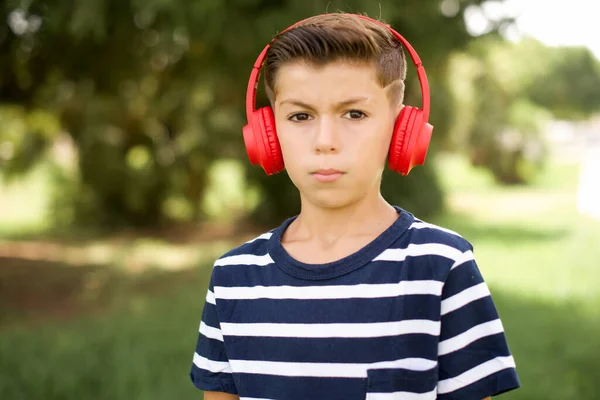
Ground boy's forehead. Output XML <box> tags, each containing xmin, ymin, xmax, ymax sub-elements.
<box><xmin>274</xmin><ymin>60</ymin><xmax>383</xmax><ymax>100</ymax></box>
<box><xmin>277</xmin><ymin>59</ymin><xmax>379</xmax><ymax>82</ymax></box>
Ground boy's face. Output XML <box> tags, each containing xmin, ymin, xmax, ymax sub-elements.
<box><xmin>273</xmin><ymin>60</ymin><xmax>402</xmax><ymax>210</ymax></box>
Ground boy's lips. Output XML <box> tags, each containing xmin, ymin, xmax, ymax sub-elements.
<box><xmin>312</xmin><ymin>168</ymin><xmax>343</xmax><ymax>175</ymax></box>
<box><xmin>311</xmin><ymin>168</ymin><xmax>345</xmax><ymax>182</ymax></box>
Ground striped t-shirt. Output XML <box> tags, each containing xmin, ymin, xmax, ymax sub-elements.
<box><xmin>190</xmin><ymin>206</ymin><xmax>520</xmax><ymax>399</ymax></box>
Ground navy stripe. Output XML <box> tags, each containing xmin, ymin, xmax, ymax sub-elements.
<box><xmin>367</xmin><ymin>367</ymin><xmax>438</xmax><ymax>394</ymax></box>
<box><xmin>215</xmin><ymin>258</ymin><xmax>453</xmax><ymax>288</ymax></box>
<box><xmin>196</xmin><ymin>336</ymin><xmax>227</xmax><ymax>362</ymax></box>
<box><xmin>441</xmin><ymin>260</ymin><xmax>485</xmax><ymax>299</ymax></box>
<box><xmin>223</xmin><ymin>336</ymin><xmax>439</xmax><ymax>363</ymax></box>
<box><xmin>217</xmin><ymin>295</ymin><xmax>441</xmax><ymax>324</ymax></box>
<box><xmin>201</xmin><ymin>302</ymin><xmax>221</xmax><ymax>328</ymax></box>
<box><xmin>440</xmin><ymin>297</ymin><xmax>499</xmax><ymax>341</ymax></box>
<box><xmin>190</xmin><ymin>366</ymin><xmax>237</xmax><ymax>394</ymax></box>
<box><xmin>438</xmin><ymin>333</ymin><xmax>512</xmax><ymax>379</ymax></box>
<box><xmin>236</xmin><ymin>374</ymin><xmax>367</xmax><ymax>400</ymax></box>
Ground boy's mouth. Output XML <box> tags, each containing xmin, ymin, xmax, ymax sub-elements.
<box><xmin>311</xmin><ymin>168</ymin><xmax>345</xmax><ymax>182</ymax></box>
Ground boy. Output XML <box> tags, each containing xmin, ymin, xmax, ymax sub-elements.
<box><xmin>190</xmin><ymin>12</ymin><xmax>520</xmax><ymax>400</ymax></box>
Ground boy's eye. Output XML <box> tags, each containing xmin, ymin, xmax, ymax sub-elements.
<box><xmin>289</xmin><ymin>113</ymin><xmax>312</xmax><ymax>122</ymax></box>
<box><xmin>345</xmin><ymin>110</ymin><xmax>366</xmax><ymax>120</ymax></box>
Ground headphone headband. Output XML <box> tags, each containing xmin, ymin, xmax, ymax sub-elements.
<box><xmin>245</xmin><ymin>13</ymin><xmax>430</xmax><ymax>124</ymax></box>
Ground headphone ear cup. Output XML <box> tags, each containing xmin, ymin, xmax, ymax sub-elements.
<box><xmin>410</xmin><ymin>110</ymin><xmax>433</xmax><ymax>171</ymax></box>
<box><xmin>388</xmin><ymin>108</ymin><xmax>432</xmax><ymax>175</ymax></box>
<box><xmin>259</xmin><ymin>107</ymin><xmax>284</xmax><ymax>175</ymax></box>
<box><xmin>388</xmin><ymin>106</ymin><xmax>415</xmax><ymax>174</ymax></box>
<box><xmin>243</xmin><ymin>110</ymin><xmax>262</xmax><ymax>167</ymax></box>
<box><xmin>242</xmin><ymin>106</ymin><xmax>284</xmax><ymax>176</ymax></box>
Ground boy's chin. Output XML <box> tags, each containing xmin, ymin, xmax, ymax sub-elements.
<box><xmin>301</xmin><ymin>190</ymin><xmax>365</xmax><ymax>211</ymax></box>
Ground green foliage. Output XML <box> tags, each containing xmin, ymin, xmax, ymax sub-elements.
<box><xmin>447</xmin><ymin>38</ymin><xmax>547</xmax><ymax>184</ymax></box>
<box><xmin>381</xmin><ymin>161</ymin><xmax>446</xmax><ymax>218</ymax></box>
<box><xmin>446</xmin><ymin>35</ymin><xmax>600</xmax><ymax>185</ymax></box>
<box><xmin>0</xmin><ymin>105</ymin><xmax>60</xmax><ymax>181</ymax></box>
<box><xmin>529</xmin><ymin>45</ymin><xmax>600</xmax><ymax>119</ymax></box>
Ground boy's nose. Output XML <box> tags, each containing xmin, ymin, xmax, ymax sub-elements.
<box><xmin>313</xmin><ymin>118</ymin><xmax>340</xmax><ymax>154</ymax></box>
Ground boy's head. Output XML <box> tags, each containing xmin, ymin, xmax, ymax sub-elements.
<box><xmin>264</xmin><ymin>13</ymin><xmax>407</xmax><ymax>108</ymax></box>
<box><xmin>262</xmin><ymin>13</ymin><xmax>408</xmax><ymax>210</ymax></box>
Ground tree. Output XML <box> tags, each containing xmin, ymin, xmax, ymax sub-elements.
<box><xmin>446</xmin><ymin>36</ymin><xmax>600</xmax><ymax>184</ymax></box>
<box><xmin>529</xmin><ymin>45</ymin><xmax>600</xmax><ymax>120</ymax></box>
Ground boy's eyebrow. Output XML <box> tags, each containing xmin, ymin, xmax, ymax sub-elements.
<box><xmin>279</xmin><ymin>97</ymin><xmax>370</xmax><ymax>110</ymax></box>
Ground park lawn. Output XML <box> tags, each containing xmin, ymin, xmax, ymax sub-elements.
<box><xmin>1</xmin><ymin>155</ymin><xmax>599</xmax><ymax>399</ymax></box>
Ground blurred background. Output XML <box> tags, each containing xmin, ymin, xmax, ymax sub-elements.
<box><xmin>0</xmin><ymin>0</ymin><xmax>599</xmax><ymax>399</ymax></box>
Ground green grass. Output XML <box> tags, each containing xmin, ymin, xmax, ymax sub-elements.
<box><xmin>1</xmin><ymin>154</ymin><xmax>599</xmax><ymax>399</ymax></box>
<box><xmin>0</xmin><ymin>271</ymin><xmax>210</xmax><ymax>400</ymax></box>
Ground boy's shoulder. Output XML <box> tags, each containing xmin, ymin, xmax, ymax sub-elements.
<box><xmin>213</xmin><ymin>228</ymin><xmax>275</xmax><ymax>266</ymax></box>
<box><xmin>207</xmin><ymin>228</ymin><xmax>275</xmax><ymax>287</ymax></box>
<box><xmin>346</xmin><ymin>211</ymin><xmax>475</xmax><ymax>281</ymax></box>
<box><xmin>407</xmin><ymin>215</ymin><xmax>473</xmax><ymax>253</ymax></box>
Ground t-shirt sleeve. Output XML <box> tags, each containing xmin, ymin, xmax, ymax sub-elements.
<box><xmin>437</xmin><ymin>248</ymin><xmax>520</xmax><ymax>399</ymax></box>
<box><xmin>189</xmin><ymin>272</ymin><xmax>237</xmax><ymax>394</ymax></box>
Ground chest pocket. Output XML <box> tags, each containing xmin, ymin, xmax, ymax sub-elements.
<box><xmin>365</xmin><ymin>366</ymin><xmax>438</xmax><ymax>400</ymax></box>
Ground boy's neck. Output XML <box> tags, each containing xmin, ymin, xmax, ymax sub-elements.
<box><xmin>289</xmin><ymin>191</ymin><xmax>399</xmax><ymax>243</ymax></box>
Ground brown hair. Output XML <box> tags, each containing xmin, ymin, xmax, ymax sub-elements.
<box><xmin>263</xmin><ymin>13</ymin><xmax>407</xmax><ymax>105</ymax></box>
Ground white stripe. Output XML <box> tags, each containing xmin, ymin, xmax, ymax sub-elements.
<box><xmin>437</xmin><ymin>356</ymin><xmax>516</xmax><ymax>394</ymax></box>
<box><xmin>206</xmin><ymin>290</ymin><xmax>216</xmax><ymax>305</ymax></box>
<box><xmin>229</xmin><ymin>358</ymin><xmax>437</xmax><ymax>378</ymax></box>
<box><xmin>245</xmin><ymin>232</ymin><xmax>273</xmax><ymax>244</ymax></box>
<box><xmin>410</xmin><ymin>220</ymin><xmax>462</xmax><ymax>238</ymax></box>
<box><xmin>199</xmin><ymin>321</ymin><xmax>224</xmax><ymax>342</ymax></box>
<box><xmin>220</xmin><ymin>320</ymin><xmax>440</xmax><ymax>338</ymax></box>
<box><xmin>193</xmin><ymin>353</ymin><xmax>232</xmax><ymax>374</ymax></box>
<box><xmin>438</xmin><ymin>319</ymin><xmax>504</xmax><ymax>356</ymax></box>
<box><xmin>374</xmin><ymin>243</ymin><xmax>464</xmax><ymax>263</ymax></box>
<box><xmin>450</xmin><ymin>250</ymin><xmax>475</xmax><ymax>270</ymax></box>
<box><xmin>441</xmin><ymin>283</ymin><xmax>490</xmax><ymax>315</ymax></box>
<box><xmin>214</xmin><ymin>253</ymin><xmax>274</xmax><ymax>267</ymax></box>
<box><xmin>367</xmin><ymin>388</ymin><xmax>437</xmax><ymax>400</ymax></box>
<box><xmin>214</xmin><ymin>281</ymin><xmax>443</xmax><ymax>300</ymax></box>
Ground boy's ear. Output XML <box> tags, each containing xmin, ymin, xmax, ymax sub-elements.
<box><xmin>395</xmin><ymin>104</ymin><xmax>405</xmax><ymax>118</ymax></box>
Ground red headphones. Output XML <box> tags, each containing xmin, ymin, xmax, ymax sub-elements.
<box><xmin>242</xmin><ymin>14</ymin><xmax>433</xmax><ymax>176</ymax></box>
